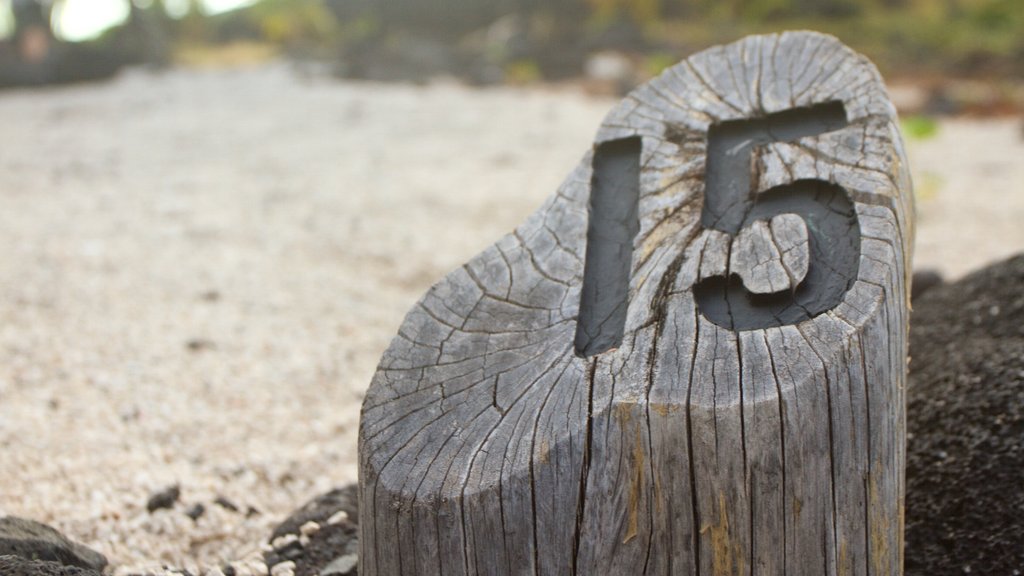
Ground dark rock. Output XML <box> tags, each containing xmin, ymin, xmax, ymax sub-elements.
<box><xmin>146</xmin><ymin>485</ymin><xmax>181</xmax><ymax>512</ymax></box>
<box><xmin>199</xmin><ymin>290</ymin><xmax>221</xmax><ymax>302</ymax></box>
<box><xmin>270</xmin><ymin>485</ymin><xmax>358</xmax><ymax>542</ymax></box>
<box><xmin>0</xmin><ymin>555</ymin><xmax>101</xmax><ymax>576</ymax></box>
<box><xmin>185</xmin><ymin>339</ymin><xmax>215</xmax><ymax>352</ymax></box>
<box><xmin>905</xmin><ymin>253</ymin><xmax>1024</xmax><ymax>574</ymax></box>
<box><xmin>213</xmin><ymin>496</ymin><xmax>239</xmax><ymax>512</ymax></box>
<box><xmin>0</xmin><ymin>517</ymin><xmax>107</xmax><ymax>572</ymax></box>
<box><xmin>185</xmin><ymin>503</ymin><xmax>205</xmax><ymax>521</ymax></box>
<box><xmin>911</xmin><ymin>268</ymin><xmax>944</xmax><ymax>301</ymax></box>
<box><xmin>263</xmin><ymin>551</ymin><xmax>281</xmax><ymax>568</ymax></box>
<box><xmin>266</xmin><ymin>485</ymin><xmax>360</xmax><ymax>576</ymax></box>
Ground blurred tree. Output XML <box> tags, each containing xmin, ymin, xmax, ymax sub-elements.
<box><xmin>585</xmin><ymin>0</ymin><xmax>661</xmax><ymax>27</ymax></box>
<box><xmin>127</xmin><ymin>0</ymin><xmax>170</xmax><ymax>66</ymax></box>
<box><xmin>10</xmin><ymin>0</ymin><xmax>52</xmax><ymax>62</ymax></box>
<box><xmin>249</xmin><ymin>0</ymin><xmax>338</xmax><ymax>53</ymax></box>
<box><xmin>176</xmin><ymin>0</ymin><xmax>207</xmax><ymax>42</ymax></box>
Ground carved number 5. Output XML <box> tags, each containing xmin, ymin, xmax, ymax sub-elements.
<box><xmin>692</xmin><ymin>101</ymin><xmax>861</xmax><ymax>331</ymax></box>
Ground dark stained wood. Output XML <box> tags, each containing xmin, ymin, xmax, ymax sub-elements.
<box><xmin>359</xmin><ymin>31</ymin><xmax>913</xmax><ymax>575</ymax></box>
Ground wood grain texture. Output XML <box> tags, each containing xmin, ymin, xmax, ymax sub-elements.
<box><xmin>359</xmin><ymin>31</ymin><xmax>913</xmax><ymax>575</ymax></box>
<box><xmin>730</xmin><ymin>214</ymin><xmax>809</xmax><ymax>294</ymax></box>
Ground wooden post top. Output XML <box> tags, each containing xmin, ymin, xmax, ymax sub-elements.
<box><xmin>360</xmin><ymin>31</ymin><xmax>913</xmax><ymax>576</ymax></box>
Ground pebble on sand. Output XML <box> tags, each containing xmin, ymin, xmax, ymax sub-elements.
<box><xmin>146</xmin><ymin>486</ymin><xmax>182</xmax><ymax>513</ymax></box>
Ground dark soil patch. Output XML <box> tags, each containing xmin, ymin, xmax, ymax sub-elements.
<box><xmin>266</xmin><ymin>485</ymin><xmax>360</xmax><ymax>576</ymax></box>
<box><xmin>905</xmin><ymin>254</ymin><xmax>1024</xmax><ymax>574</ymax></box>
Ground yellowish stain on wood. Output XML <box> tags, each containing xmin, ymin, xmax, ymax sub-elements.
<box><xmin>898</xmin><ymin>495</ymin><xmax>906</xmax><ymax>573</ymax></box>
<box><xmin>539</xmin><ymin>439</ymin><xmax>550</xmax><ymax>465</ymax></box>
<box><xmin>638</xmin><ymin>205</ymin><xmax>689</xmax><ymax>261</ymax></box>
<box><xmin>623</xmin><ymin>414</ymin><xmax>644</xmax><ymax>544</ymax></box>
<box><xmin>700</xmin><ymin>491</ymin><xmax>745</xmax><ymax>576</ymax></box>
<box><xmin>838</xmin><ymin>539</ymin><xmax>850</xmax><ymax>576</ymax></box>
<box><xmin>615</xmin><ymin>400</ymin><xmax>636</xmax><ymax>424</ymax></box>
<box><xmin>649</xmin><ymin>402</ymin><xmax>680</xmax><ymax>417</ymax></box>
<box><xmin>869</xmin><ymin>469</ymin><xmax>892</xmax><ymax>575</ymax></box>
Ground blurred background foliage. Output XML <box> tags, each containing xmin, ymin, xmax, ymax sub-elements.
<box><xmin>0</xmin><ymin>0</ymin><xmax>1021</xmax><ymax>111</ymax></box>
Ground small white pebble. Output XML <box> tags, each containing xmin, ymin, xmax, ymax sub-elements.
<box><xmin>224</xmin><ymin>563</ymin><xmax>249</xmax><ymax>576</ymax></box>
<box><xmin>204</xmin><ymin>569</ymin><xmax>226</xmax><ymax>576</ymax></box>
<box><xmin>299</xmin><ymin>534</ymin><xmax>311</xmax><ymax>547</ymax></box>
<box><xmin>271</xmin><ymin>533</ymin><xmax>300</xmax><ymax>551</ymax></box>
<box><xmin>299</xmin><ymin>520</ymin><xmax>321</xmax><ymax>536</ymax></box>
<box><xmin>243</xmin><ymin>559</ymin><xmax>269</xmax><ymax>576</ymax></box>
<box><xmin>326</xmin><ymin>510</ymin><xmax>349</xmax><ymax>525</ymax></box>
<box><xmin>270</xmin><ymin>561</ymin><xmax>296</xmax><ymax>576</ymax></box>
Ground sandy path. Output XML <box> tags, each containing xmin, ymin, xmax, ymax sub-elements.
<box><xmin>0</xmin><ymin>64</ymin><xmax>1021</xmax><ymax>574</ymax></box>
<box><xmin>908</xmin><ymin>117</ymin><xmax>1024</xmax><ymax>279</ymax></box>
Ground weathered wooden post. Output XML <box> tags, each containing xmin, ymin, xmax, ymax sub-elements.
<box><xmin>359</xmin><ymin>31</ymin><xmax>913</xmax><ymax>575</ymax></box>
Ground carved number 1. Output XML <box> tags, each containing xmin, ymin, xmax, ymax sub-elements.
<box><xmin>693</xmin><ymin>101</ymin><xmax>862</xmax><ymax>331</ymax></box>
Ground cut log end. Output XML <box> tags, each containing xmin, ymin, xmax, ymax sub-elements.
<box><xmin>359</xmin><ymin>31</ymin><xmax>912</xmax><ymax>576</ymax></box>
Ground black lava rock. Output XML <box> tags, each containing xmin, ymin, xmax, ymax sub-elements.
<box><xmin>266</xmin><ymin>484</ymin><xmax>360</xmax><ymax>576</ymax></box>
<box><xmin>185</xmin><ymin>503</ymin><xmax>205</xmax><ymax>521</ymax></box>
<box><xmin>0</xmin><ymin>555</ymin><xmax>102</xmax><ymax>576</ymax></box>
<box><xmin>0</xmin><ymin>517</ymin><xmax>107</xmax><ymax>572</ymax></box>
<box><xmin>146</xmin><ymin>485</ymin><xmax>181</xmax><ymax>513</ymax></box>
<box><xmin>214</xmin><ymin>496</ymin><xmax>239</xmax><ymax>513</ymax></box>
<box><xmin>270</xmin><ymin>485</ymin><xmax>358</xmax><ymax>542</ymax></box>
<box><xmin>905</xmin><ymin>254</ymin><xmax>1024</xmax><ymax>574</ymax></box>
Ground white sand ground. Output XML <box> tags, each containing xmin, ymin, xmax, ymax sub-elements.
<box><xmin>0</xmin><ymin>63</ymin><xmax>1021</xmax><ymax>574</ymax></box>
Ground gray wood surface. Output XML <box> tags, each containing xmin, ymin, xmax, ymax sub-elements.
<box><xmin>730</xmin><ymin>214</ymin><xmax>809</xmax><ymax>294</ymax></box>
<box><xmin>359</xmin><ymin>31</ymin><xmax>913</xmax><ymax>575</ymax></box>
